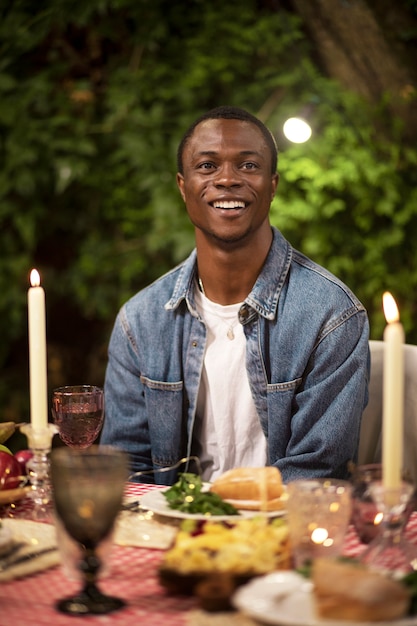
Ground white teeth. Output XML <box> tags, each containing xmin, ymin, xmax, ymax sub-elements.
<box><xmin>213</xmin><ymin>201</ymin><xmax>245</xmax><ymax>209</ymax></box>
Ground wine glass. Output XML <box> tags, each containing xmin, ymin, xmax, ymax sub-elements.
<box><xmin>50</xmin><ymin>445</ymin><xmax>128</xmax><ymax>615</ymax></box>
<box><xmin>360</xmin><ymin>480</ymin><xmax>417</xmax><ymax>576</ymax></box>
<box><xmin>351</xmin><ymin>463</ymin><xmax>416</xmax><ymax>544</ymax></box>
<box><xmin>51</xmin><ymin>385</ymin><xmax>104</xmax><ymax>449</ymax></box>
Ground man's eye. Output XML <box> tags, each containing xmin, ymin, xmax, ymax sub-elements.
<box><xmin>198</xmin><ymin>162</ymin><xmax>215</xmax><ymax>170</ymax></box>
<box><xmin>242</xmin><ymin>162</ymin><xmax>258</xmax><ymax>170</ymax></box>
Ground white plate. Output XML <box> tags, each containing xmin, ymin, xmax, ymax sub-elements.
<box><xmin>140</xmin><ymin>487</ymin><xmax>286</xmax><ymax>521</ymax></box>
<box><xmin>232</xmin><ymin>571</ymin><xmax>417</xmax><ymax>626</ymax></box>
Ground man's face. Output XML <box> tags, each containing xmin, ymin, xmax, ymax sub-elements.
<box><xmin>176</xmin><ymin>118</ymin><xmax>278</xmax><ymax>245</ymax></box>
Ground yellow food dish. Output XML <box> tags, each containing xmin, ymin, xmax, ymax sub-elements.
<box><xmin>161</xmin><ymin>517</ymin><xmax>291</xmax><ymax>576</ymax></box>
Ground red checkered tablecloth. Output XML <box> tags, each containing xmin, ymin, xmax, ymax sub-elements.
<box><xmin>1</xmin><ymin>483</ymin><xmax>417</xmax><ymax>626</ymax></box>
<box><xmin>342</xmin><ymin>514</ymin><xmax>417</xmax><ymax>558</ymax></box>
<box><xmin>0</xmin><ymin>484</ymin><xmax>197</xmax><ymax>626</ymax></box>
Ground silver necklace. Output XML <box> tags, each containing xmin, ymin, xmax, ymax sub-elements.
<box><xmin>198</xmin><ymin>277</ymin><xmax>239</xmax><ymax>340</ymax></box>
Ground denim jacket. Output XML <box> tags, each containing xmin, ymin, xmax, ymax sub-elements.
<box><xmin>101</xmin><ymin>227</ymin><xmax>369</xmax><ymax>484</ymax></box>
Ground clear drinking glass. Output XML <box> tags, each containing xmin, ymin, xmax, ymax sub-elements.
<box><xmin>50</xmin><ymin>445</ymin><xmax>128</xmax><ymax>615</ymax></box>
<box><xmin>286</xmin><ymin>478</ymin><xmax>352</xmax><ymax>568</ymax></box>
<box><xmin>51</xmin><ymin>385</ymin><xmax>104</xmax><ymax>449</ymax></box>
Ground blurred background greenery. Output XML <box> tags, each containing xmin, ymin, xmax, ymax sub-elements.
<box><xmin>1</xmin><ymin>0</ymin><xmax>417</xmax><ymax>449</ymax></box>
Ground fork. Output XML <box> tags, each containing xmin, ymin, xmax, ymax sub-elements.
<box><xmin>0</xmin><ymin>541</ymin><xmax>27</xmax><ymax>569</ymax></box>
<box><xmin>0</xmin><ymin>545</ymin><xmax>57</xmax><ymax>572</ymax></box>
<box><xmin>121</xmin><ymin>500</ymin><xmax>147</xmax><ymax>513</ymax></box>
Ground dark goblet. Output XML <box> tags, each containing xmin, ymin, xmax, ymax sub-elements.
<box><xmin>50</xmin><ymin>445</ymin><xmax>128</xmax><ymax>615</ymax></box>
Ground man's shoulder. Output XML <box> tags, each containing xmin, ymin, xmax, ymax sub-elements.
<box><xmin>127</xmin><ymin>262</ymin><xmax>186</xmax><ymax>305</ymax></box>
<box><xmin>289</xmin><ymin>248</ymin><xmax>365</xmax><ymax>311</ymax></box>
<box><xmin>122</xmin><ymin>249</ymin><xmax>197</xmax><ymax>314</ymax></box>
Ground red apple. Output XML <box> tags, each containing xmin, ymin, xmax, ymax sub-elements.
<box><xmin>14</xmin><ymin>449</ymin><xmax>34</xmax><ymax>475</ymax></box>
<box><xmin>0</xmin><ymin>450</ymin><xmax>21</xmax><ymax>490</ymax></box>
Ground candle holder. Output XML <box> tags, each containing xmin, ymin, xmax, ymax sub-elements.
<box><xmin>20</xmin><ymin>423</ymin><xmax>58</xmax><ymax>520</ymax></box>
<box><xmin>350</xmin><ymin>463</ymin><xmax>415</xmax><ymax>544</ymax></box>
<box><xmin>360</xmin><ymin>481</ymin><xmax>417</xmax><ymax>576</ymax></box>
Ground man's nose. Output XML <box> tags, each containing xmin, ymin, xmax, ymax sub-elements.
<box><xmin>214</xmin><ymin>164</ymin><xmax>242</xmax><ymax>188</ymax></box>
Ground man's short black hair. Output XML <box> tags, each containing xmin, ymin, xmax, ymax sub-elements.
<box><xmin>177</xmin><ymin>105</ymin><xmax>278</xmax><ymax>175</ymax></box>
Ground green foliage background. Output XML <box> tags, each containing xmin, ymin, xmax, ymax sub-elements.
<box><xmin>1</xmin><ymin>0</ymin><xmax>417</xmax><ymax>428</ymax></box>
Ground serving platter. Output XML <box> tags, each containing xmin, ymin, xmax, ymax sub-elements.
<box><xmin>232</xmin><ymin>571</ymin><xmax>417</xmax><ymax>626</ymax></box>
<box><xmin>140</xmin><ymin>487</ymin><xmax>287</xmax><ymax>521</ymax></box>
<box><xmin>0</xmin><ymin>486</ymin><xmax>30</xmax><ymax>506</ymax></box>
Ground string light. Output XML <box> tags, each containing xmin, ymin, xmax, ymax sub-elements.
<box><xmin>283</xmin><ymin>117</ymin><xmax>312</xmax><ymax>143</ymax></box>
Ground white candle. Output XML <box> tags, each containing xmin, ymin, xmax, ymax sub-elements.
<box><xmin>28</xmin><ymin>269</ymin><xmax>48</xmax><ymax>432</ymax></box>
<box><xmin>382</xmin><ymin>291</ymin><xmax>404</xmax><ymax>490</ymax></box>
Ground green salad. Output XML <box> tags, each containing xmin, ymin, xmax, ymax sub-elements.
<box><xmin>163</xmin><ymin>472</ymin><xmax>239</xmax><ymax>516</ymax></box>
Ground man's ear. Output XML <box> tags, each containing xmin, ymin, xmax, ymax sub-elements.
<box><xmin>176</xmin><ymin>172</ymin><xmax>186</xmax><ymax>202</ymax></box>
<box><xmin>271</xmin><ymin>173</ymin><xmax>279</xmax><ymax>201</ymax></box>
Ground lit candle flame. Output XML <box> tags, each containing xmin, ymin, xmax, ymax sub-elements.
<box><xmin>383</xmin><ymin>291</ymin><xmax>400</xmax><ymax>324</ymax></box>
<box><xmin>30</xmin><ymin>268</ymin><xmax>41</xmax><ymax>288</ymax></box>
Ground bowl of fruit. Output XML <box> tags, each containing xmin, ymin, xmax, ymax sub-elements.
<box><xmin>0</xmin><ymin>421</ymin><xmax>32</xmax><ymax>505</ymax></box>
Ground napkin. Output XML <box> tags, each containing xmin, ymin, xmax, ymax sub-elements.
<box><xmin>0</xmin><ymin>549</ymin><xmax>59</xmax><ymax>582</ymax></box>
<box><xmin>0</xmin><ymin>519</ymin><xmax>59</xmax><ymax>582</ymax></box>
<box><xmin>114</xmin><ymin>509</ymin><xmax>177</xmax><ymax>549</ymax></box>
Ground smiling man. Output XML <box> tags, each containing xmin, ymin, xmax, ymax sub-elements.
<box><xmin>101</xmin><ymin>105</ymin><xmax>369</xmax><ymax>485</ymax></box>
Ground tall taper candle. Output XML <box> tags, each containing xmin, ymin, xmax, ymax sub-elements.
<box><xmin>28</xmin><ymin>269</ymin><xmax>48</xmax><ymax>431</ymax></box>
<box><xmin>382</xmin><ymin>291</ymin><xmax>404</xmax><ymax>491</ymax></box>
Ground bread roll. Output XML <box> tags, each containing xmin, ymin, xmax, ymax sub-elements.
<box><xmin>209</xmin><ymin>467</ymin><xmax>285</xmax><ymax>511</ymax></box>
<box><xmin>312</xmin><ymin>558</ymin><xmax>410</xmax><ymax>622</ymax></box>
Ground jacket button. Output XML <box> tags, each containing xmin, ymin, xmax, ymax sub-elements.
<box><xmin>239</xmin><ymin>305</ymin><xmax>250</xmax><ymax>321</ymax></box>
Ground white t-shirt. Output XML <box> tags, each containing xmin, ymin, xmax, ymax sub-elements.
<box><xmin>194</xmin><ymin>286</ymin><xmax>267</xmax><ymax>481</ymax></box>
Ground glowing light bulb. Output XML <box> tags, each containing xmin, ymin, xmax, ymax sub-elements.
<box><xmin>283</xmin><ymin>117</ymin><xmax>312</xmax><ymax>143</ymax></box>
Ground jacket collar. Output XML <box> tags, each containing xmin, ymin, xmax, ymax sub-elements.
<box><xmin>165</xmin><ymin>226</ymin><xmax>292</xmax><ymax>320</ymax></box>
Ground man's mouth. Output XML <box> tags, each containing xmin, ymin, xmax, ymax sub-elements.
<box><xmin>212</xmin><ymin>201</ymin><xmax>246</xmax><ymax>209</ymax></box>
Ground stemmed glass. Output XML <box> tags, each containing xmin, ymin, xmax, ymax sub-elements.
<box><xmin>51</xmin><ymin>385</ymin><xmax>104</xmax><ymax>449</ymax></box>
<box><xmin>351</xmin><ymin>463</ymin><xmax>415</xmax><ymax>544</ymax></box>
<box><xmin>360</xmin><ymin>480</ymin><xmax>417</xmax><ymax>576</ymax></box>
<box><xmin>50</xmin><ymin>445</ymin><xmax>128</xmax><ymax>615</ymax></box>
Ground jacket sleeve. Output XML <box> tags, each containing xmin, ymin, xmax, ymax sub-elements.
<box><xmin>100</xmin><ymin>307</ymin><xmax>154</xmax><ymax>480</ymax></box>
<box><xmin>272</xmin><ymin>309</ymin><xmax>370</xmax><ymax>482</ymax></box>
